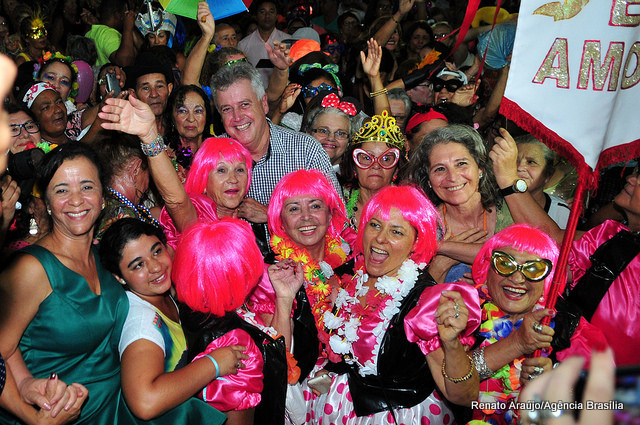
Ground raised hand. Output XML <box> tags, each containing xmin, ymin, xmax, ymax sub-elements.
<box><xmin>360</xmin><ymin>38</ymin><xmax>382</xmax><ymax>78</ymax></box>
<box><xmin>197</xmin><ymin>1</ymin><xmax>215</xmax><ymax>39</ymax></box>
<box><xmin>399</xmin><ymin>0</ymin><xmax>416</xmax><ymax>15</ymax></box>
<box><xmin>435</xmin><ymin>290</ymin><xmax>470</xmax><ymax>343</ymax></box>
<box><xmin>489</xmin><ymin>127</ymin><xmax>520</xmax><ymax>188</ymax></box>
<box><xmin>511</xmin><ymin>309</ymin><xmax>555</xmax><ymax>355</ymax></box>
<box><xmin>267</xmin><ymin>41</ymin><xmax>293</xmax><ymax>71</ymax></box>
<box><xmin>99</xmin><ymin>95</ymin><xmax>156</xmax><ymax>141</ymax></box>
<box><xmin>268</xmin><ymin>259</ymin><xmax>304</xmax><ymax>301</ymax></box>
<box><xmin>278</xmin><ymin>83</ymin><xmax>302</xmax><ymax>114</ymax></box>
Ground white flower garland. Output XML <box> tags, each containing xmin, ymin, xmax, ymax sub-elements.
<box><xmin>323</xmin><ymin>259</ymin><xmax>426</xmax><ymax>376</ymax></box>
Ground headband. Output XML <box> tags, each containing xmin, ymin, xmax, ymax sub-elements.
<box><xmin>405</xmin><ymin>109</ymin><xmax>448</xmax><ymax>134</ymax></box>
<box><xmin>320</xmin><ymin>93</ymin><xmax>357</xmax><ymax>116</ymax></box>
<box><xmin>298</xmin><ymin>63</ymin><xmax>342</xmax><ymax>90</ymax></box>
<box><xmin>23</xmin><ymin>82</ymin><xmax>56</xmax><ymax>108</ymax></box>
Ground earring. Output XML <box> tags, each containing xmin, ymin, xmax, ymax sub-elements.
<box><xmin>101</xmin><ymin>202</ymin><xmax>106</xmax><ymax>210</ymax></box>
<box><xmin>479</xmin><ymin>172</ymin><xmax>484</xmax><ymax>179</ymax></box>
<box><xmin>46</xmin><ymin>208</ymin><xmax>52</xmax><ymax>215</ymax></box>
<box><xmin>427</xmin><ymin>181</ymin><xmax>432</xmax><ymax>189</ymax></box>
<box><xmin>29</xmin><ymin>218</ymin><xmax>38</xmax><ymax>236</ymax></box>
<box><xmin>393</xmin><ymin>173</ymin><xmax>398</xmax><ymax>181</ymax></box>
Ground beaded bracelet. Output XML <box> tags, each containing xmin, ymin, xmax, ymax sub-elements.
<box><xmin>204</xmin><ymin>354</ymin><xmax>220</xmax><ymax>380</ymax></box>
<box><xmin>442</xmin><ymin>354</ymin><xmax>474</xmax><ymax>383</ymax></box>
<box><xmin>370</xmin><ymin>88</ymin><xmax>388</xmax><ymax>98</ymax></box>
<box><xmin>472</xmin><ymin>346</ymin><xmax>495</xmax><ymax>380</ymax></box>
<box><xmin>140</xmin><ymin>134</ymin><xmax>166</xmax><ymax>157</ymax></box>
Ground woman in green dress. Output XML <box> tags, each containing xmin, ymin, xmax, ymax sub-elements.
<box><xmin>0</xmin><ymin>143</ymin><xmax>224</xmax><ymax>424</ymax></box>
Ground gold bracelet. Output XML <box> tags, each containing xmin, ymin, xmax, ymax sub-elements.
<box><xmin>369</xmin><ymin>88</ymin><xmax>388</xmax><ymax>97</ymax></box>
<box><xmin>442</xmin><ymin>354</ymin><xmax>474</xmax><ymax>383</ymax></box>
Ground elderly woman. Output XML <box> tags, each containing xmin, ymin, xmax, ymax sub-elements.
<box><xmin>7</xmin><ymin>104</ymin><xmax>42</xmax><ymax>153</ymax></box>
<box><xmin>301</xmin><ymin>92</ymin><xmax>357</xmax><ymax>172</ymax></box>
<box><xmin>98</xmin><ymin>95</ymin><xmax>252</xmax><ymax>250</ymax></box>
<box><xmin>309</xmin><ymin>185</ymin><xmax>481</xmax><ymax>424</ymax></box>
<box><xmin>244</xmin><ymin>169</ymin><xmax>352</xmax><ymax>390</ymax></box>
<box><xmin>163</xmin><ymin>84</ymin><xmax>213</xmax><ymax>176</ymax></box>
<box><xmin>405</xmin><ymin>124</ymin><xmax>563</xmax><ymax>283</ymax></box>
<box><xmin>469</xmin><ymin>224</ymin><xmax>607</xmax><ymax>425</ymax></box>
<box><xmin>21</xmin><ymin>82</ymin><xmax>70</xmax><ymax>147</ymax></box>
<box><xmin>515</xmin><ymin>135</ymin><xmax>569</xmax><ymax>228</ymax></box>
<box><xmin>0</xmin><ymin>143</ymin><xmax>218</xmax><ymax>423</ymax></box>
<box><xmin>341</xmin><ymin>111</ymin><xmax>408</xmax><ymax>230</ymax></box>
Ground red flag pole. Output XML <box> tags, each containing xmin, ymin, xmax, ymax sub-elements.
<box><xmin>533</xmin><ymin>171</ymin><xmax>589</xmax><ymax>357</ymax></box>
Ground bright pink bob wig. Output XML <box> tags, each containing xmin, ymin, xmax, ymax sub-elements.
<box><xmin>355</xmin><ymin>185</ymin><xmax>441</xmax><ymax>265</ymax></box>
<box><xmin>184</xmin><ymin>137</ymin><xmax>253</xmax><ymax>196</ymax></box>
<box><xmin>172</xmin><ymin>218</ymin><xmax>264</xmax><ymax>316</ymax></box>
<box><xmin>472</xmin><ymin>224</ymin><xmax>560</xmax><ymax>298</ymax></box>
<box><xmin>268</xmin><ymin>169</ymin><xmax>348</xmax><ymax>240</ymax></box>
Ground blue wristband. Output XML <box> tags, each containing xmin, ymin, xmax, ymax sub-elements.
<box><xmin>204</xmin><ymin>354</ymin><xmax>220</xmax><ymax>379</ymax></box>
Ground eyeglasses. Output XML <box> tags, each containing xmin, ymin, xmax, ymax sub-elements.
<box><xmin>312</xmin><ymin>127</ymin><xmax>349</xmax><ymax>141</ymax></box>
<box><xmin>490</xmin><ymin>251</ymin><xmax>553</xmax><ymax>282</ymax></box>
<box><xmin>10</xmin><ymin>121</ymin><xmax>40</xmax><ymax>137</ymax></box>
<box><xmin>323</xmin><ymin>44</ymin><xmax>345</xmax><ymax>55</ymax></box>
<box><xmin>432</xmin><ymin>79</ymin><xmax>463</xmax><ymax>93</ymax></box>
<box><xmin>302</xmin><ymin>83</ymin><xmax>335</xmax><ymax>99</ymax></box>
<box><xmin>225</xmin><ymin>57</ymin><xmax>248</xmax><ymax>66</ymax></box>
<box><xmin>352</xmin><ymin>148</ymin><xmax>400</xmax><ymax>169</ymax></box>
<box><xmin>434</xmin><ymin>32</ymin><xmax>449</xmax><ymax>40</ymax></box>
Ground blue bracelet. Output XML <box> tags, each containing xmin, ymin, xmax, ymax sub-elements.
<box><xmin>204</xmin><ymin>354</ymin><xmax>220</xmax><ymax>379</ymax></box>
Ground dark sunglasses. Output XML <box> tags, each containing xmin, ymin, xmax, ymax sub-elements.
<box><xmin>323</xmin><ymin>44</ymin><xmax>345</xmax><ymax>55</ymax></box>
<box><xmin>490</xmin><ymin>251</ymin><xmax>553</xmax><ymax>282</ymax></box>
<box><xmin>302</xmin><ymin>83</ymin><xmax>335</xmax><ymax>99</ymax></box>
<box><xmin>432</xmin><ymin>78</ymin><xmax>463</xmax><ymax>93</ymax></box>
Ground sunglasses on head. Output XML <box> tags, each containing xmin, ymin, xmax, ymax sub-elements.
<box><xmin>432</xmin><ymin>78</ymin><xmax>463</xmax><ymax>93</ymax></box>
<box><xmin>352</xmin><ymin>148</ymin><xmax>400</xmax><ymax>169</ymax></box>
<box><xmin>302</xmin><ymin>82</ymin><xmax>335</xmax><ymax>98</ymax></box>
<box><xmin>490</xmin><ymin>251</ymin><xmax>553</xmax><ymax>282</ymax></box>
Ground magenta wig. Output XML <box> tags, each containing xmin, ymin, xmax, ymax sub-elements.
<box><xmin>472</xmin><ymin>224</ymin><xmax>560</xmax><ymax>298</ymax></box>
<box><xmin>355</xmin><ymin>185</ymin><xmax>441</xmax><ymax>265</ymax></box>
<box><xmin>184</xmin><ymin>137</ymin><xmax>253</xmax><ymax>196</ymax></box>
<box><xmin>172</xmin><ymin>218</ymin><xmax>264</xmax><ymax>316</ymax></box>
<box><xmin>268</xmin><ymin>169</ymin><xmax>348</xmax><ymax>240</ymax></box>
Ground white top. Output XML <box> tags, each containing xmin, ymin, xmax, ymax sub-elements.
<box><xmin>118</xmin><ymin>292</ymin><xmax>172</xmax><ymax>357</ymax></box>
<box><xmin>546</xmin><ymin>193</ymin><xmax>570</xmax><ymax>229</ymax></box>
<box><xmin>238</xmin><ymin>28</ymin><xmax>289</xmax><ymax>89</ymax></box>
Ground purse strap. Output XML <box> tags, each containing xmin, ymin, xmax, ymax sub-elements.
<box><xmin>567</xmin><ymin>229</ymin><xmax>640</xmax><ymax>320</ymax></box>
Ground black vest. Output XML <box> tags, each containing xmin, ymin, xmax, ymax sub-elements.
<box><xmin>180</xmin><ymin>308</ymin><xmax>287</xmax><ymax>425</ymax></box>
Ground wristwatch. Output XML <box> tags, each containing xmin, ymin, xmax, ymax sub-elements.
<box><xmin>499</xmin><ymin>179</ymin><xmax>528</xmax><ymax>197</ymax></box>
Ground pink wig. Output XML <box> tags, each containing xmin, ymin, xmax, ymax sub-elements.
<box><xmin>267</xmin><ymin>169</ymin><xmax>348</xmax><ymax>240</ymax></box>
<box><xmin>355</xmin><ymin>185</ymin><xmax>441</xmax><ymax>265</ymax></box>
<box><xmin>172</xmin><ymin>218</ymin><xmax>264</xmax><ymax>316</ymax></box>
<box><xmin>472</xmin><ymin>224</ymin><xmax>560</xmax><ymax>298</ymax></box>
<box><xmin>184</xmin><ymin>137</ymin><xmax>253</xmax><ymax>196</ymax></box>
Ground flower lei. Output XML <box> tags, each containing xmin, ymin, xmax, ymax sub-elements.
<box><xmin>270</xmin><ymin>233</ymin><xmax>350</xmax><ymax>349</ymax></box>
<box><xmin>322</xmin><ymin>259</ymin><xmax>424</xmax><ymax>375</ymax></box>
<box><xmin>235</xmin><ymin>307</ymin><xmax>301</xmax><ymax>384</ymax></box>
<box><xmin>475</xmin><ymin>301</ymin><xmax>552</xmax><ymax>425</ymax></box>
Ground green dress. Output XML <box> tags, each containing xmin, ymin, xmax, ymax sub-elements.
<box><xmin>0</xmin><ymin>245</ymin><xmax>225</xmax><ymax>425</ymax></box>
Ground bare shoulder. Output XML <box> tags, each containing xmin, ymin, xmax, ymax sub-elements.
<box><xmin>0</xmin><ymin>251</ymin><xmax>52</xmax><ymax>304</ymax></box>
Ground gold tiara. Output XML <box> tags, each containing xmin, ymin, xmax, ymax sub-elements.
<box><xmin>351</xmin><ymin>110</ymin><xmax>406</xmax><ymax>150</ymax></box>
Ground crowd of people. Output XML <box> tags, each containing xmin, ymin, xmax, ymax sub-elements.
<box><xmin>0</xmin><ymin>0</ymin><xmax>632</xmax><ymax>424</ymax></box>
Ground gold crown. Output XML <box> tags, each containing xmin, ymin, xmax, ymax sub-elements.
<box><xmin>351</xmin><ymin>110</ymin><xmax>406</xmax><ymax>150</ymax></box>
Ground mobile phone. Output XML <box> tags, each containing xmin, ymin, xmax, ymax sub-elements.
<box><xmin>106</xmin><ymin>72</ymin><xmax>121</xmax><ymax>96</ymax></box>
<box><xmin>308</xmin><ymin>374</ymin><xmax>331</xmax><ymax>394</ymax></box>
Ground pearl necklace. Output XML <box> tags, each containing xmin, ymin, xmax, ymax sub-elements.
<box><xmin>107</xmin><ymin>187</ymin><xmax>160</xmax><ymax>228</ymax></box>
<box><xmin>323</xmin><ymin>259</ymin><xmax>424</xmax><ymax>376</ymax></box>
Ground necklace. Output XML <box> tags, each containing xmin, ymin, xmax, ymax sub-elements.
<box><xmin>107</xmin><ymin>187</ymin><xmax>160</xmax><ymax>228</ymax></box>
<box><xmin>270</xmin><ymin>234</ymin><xmax>350</xmax><ymax>351</ymax></box>
<box><xmin>322</xmin><ymin>258</ymin><xmax>424</xmax><ymax>375</ymax></box>
<box><xmin>442</xmin><ymin>203</ymin><xmax>487</xmax><ymax>238</ymax></box>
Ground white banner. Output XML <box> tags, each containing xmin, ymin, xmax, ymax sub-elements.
<box><xmin>502</xmin><ymin>0</ymin><xmax>640</xmax><ymax>174</ymax></box>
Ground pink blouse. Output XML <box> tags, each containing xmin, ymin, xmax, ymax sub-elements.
<box><xmin>159</xmin><ymin>193</ymin><xmax>218</xmax><ymax>250</ymax></box>
<box><xmin>569</xmin><ymin>220</ymin><xmax>640</xmax><ymax>366</ymax></box>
